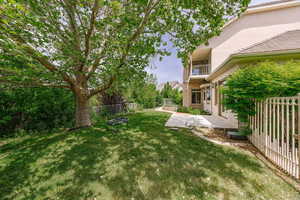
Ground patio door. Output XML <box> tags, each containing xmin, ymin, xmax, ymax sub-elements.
<box><xmin>217</xmin><ymin>81</ymin><xmax>226</xmax><ymax>118</ymax></box>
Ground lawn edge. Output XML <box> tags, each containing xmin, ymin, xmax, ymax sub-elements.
<box><xmin>190</xmin><ymin>129</ymin><xmax>300</xmax><ymax>193</ymax></box>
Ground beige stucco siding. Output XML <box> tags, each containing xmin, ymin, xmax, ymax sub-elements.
<box><xmin>199</xmin><ymin>6</ymin><xmax>300</xmax><ymax>71</ymax></box>
<box><xmin>211</xmin><ymin>65</ymin><xmax>240</xmax><ymax>124</ymax></box>
<box><xmin>182</xmin><ymin>82</ymin><xmax>189</xmax><ymax>107</ymax></box>
<box><xmin>183</xmin><ymin>82</ymin><xmax>202</xmax><ymax>108</ymax></box>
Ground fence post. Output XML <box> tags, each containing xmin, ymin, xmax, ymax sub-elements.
<box><xmin>298</xmin><ymin>93</ymin><xmax>300</xmax><ymax>179</ymax></box>
<box><xmin>264</xmin><ymin>99</ymin><xmax>268</xmax><ymax>155</ymax></box>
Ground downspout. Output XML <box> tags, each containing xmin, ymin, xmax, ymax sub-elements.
<box><xmin>210</xmin><ymin>84</ymin><xmax>213</xmax><ymax>113</ymax></box>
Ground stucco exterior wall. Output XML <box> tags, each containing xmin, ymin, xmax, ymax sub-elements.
<box><xmin>182</xmin><ymin>82</ymin><xmax>189</xmax><ymax>107</ymax></box>
<box><xmin>210</xmin><ymin>65</ymin><xmax>240</xmax><ymax>124</ymax></box>
<box><xmin>182</xmin><ymin>82</ymin><xmax>202</xmax><ymax>108</ymax></box>
<box><xmin>199</xmin><ymin>6</ymin><xmax>300</xmax><ymax>71</ymax></box>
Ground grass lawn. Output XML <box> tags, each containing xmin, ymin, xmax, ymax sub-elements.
<box><xmin>0</xmin><ymin>111</ymin><xmax>299</xmax><ymax>200</ymax></box>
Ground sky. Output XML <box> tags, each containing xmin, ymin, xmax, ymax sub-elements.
<box><xmin>148</xmin><ymin>0</ymin><xmax>273</xmax><ymax>84</ymax></box>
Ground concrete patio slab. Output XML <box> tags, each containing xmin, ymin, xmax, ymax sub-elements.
<box><xmin>165</xmin><ymin>112</ymin><xmax>238</xmax><ymax>129</ymax></box>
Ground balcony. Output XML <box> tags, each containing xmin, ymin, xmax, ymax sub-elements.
<box><xmin>190</xmin><ymin>64</ymin><xmax>211</xmax><ymax>78</ymax></box>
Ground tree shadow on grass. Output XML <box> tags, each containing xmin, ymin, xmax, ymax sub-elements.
<box><xmin>0</xmin><ymin>111</ymin><xmax>297</xmax><ymax>200</ymax></box>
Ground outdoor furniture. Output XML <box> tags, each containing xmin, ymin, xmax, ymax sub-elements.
<box><xmin>107</xmin><ymin>117</ymin><xmax>129</xmax><ymax>126</ymax></box>
<box><xmin>106</xmin><ymin>117</ymin><xmax>129</xmax><ymax>134</ymax></box>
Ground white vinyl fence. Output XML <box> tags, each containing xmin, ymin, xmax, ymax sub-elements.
<box><xmin>249</xmin><ymin>94</ymin><xmax>300</xmax><ymax>179</ymax></box>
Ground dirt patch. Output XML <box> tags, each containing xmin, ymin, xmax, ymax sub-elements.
<box><xmin>195</xmin><ymin>127</ymin><xmax>247</xmax><ymax>143</ymax></box>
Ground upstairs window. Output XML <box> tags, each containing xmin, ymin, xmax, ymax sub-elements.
<box><xmin>192</xmin><ymin>66</ymin><xmax>201</xmax><ymax>76</ymax></box>
<box><xmin>191</xmin><ymin>60</ymin><xmax>209</xmax><ymax>75</ymax></box>
<box><xmin>191</xmin><ymin>89</ymin><xmax>201</xmax><ymax>104</ymax></box>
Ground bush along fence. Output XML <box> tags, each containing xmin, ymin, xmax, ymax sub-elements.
<box><xmin>92</xmin><ymin>103</ymin><xmax>139</xmax><ymax>116</ymax></box>
<box><xmin>248</xmin><ymin>94</ymin><xmax>300</xmax><ymax>179</ymax></box>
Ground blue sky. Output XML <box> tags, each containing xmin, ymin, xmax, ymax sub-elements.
<box><xmin>148</xmin><ymin>0</ymin><xmax>272</xmax><ymax>84</ymax></box>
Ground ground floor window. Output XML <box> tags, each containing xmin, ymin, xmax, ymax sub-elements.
<box><xmin>191</xmin><ymin>89</ymin><xmax>201</xmax><ymax>104</ymax></box>
<box><xmin>215</xmin><ymin>80</ymin><xmax>227</xmax><ymax>115</ymax></box>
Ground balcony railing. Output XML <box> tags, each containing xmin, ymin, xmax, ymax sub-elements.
<box><xmin>191</xmin><ymin>64</ymin><xmax>211</xmax><ymax>76</ymax></box>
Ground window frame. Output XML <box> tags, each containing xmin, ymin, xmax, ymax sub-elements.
<box><xmin>191</xmin><ymin>88</ymin><xmax>201</xmax><ymax>105</ymax></box>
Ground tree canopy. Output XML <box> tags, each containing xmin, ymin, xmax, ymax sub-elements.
<box><xmin>0</xmin><ymin>0</ymin><xmax>249</xmax><ymax>127</ymax></box>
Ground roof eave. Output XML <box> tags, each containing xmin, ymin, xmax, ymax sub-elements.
<box><xmin>206</xmin><ymin>49</ymin><xmax>300</xmax><ymax>81</ymax></box>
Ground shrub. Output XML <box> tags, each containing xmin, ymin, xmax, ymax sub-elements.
<box><xmin>222</xmin><ymin>61</ymin><xmax>300</xmax><ymax>123</ymax></box>
<box><xmin>0</xmin><ymin>87</ymin><xmax>74</xmax><ymax>136</ymax></box>
<box><xmin>177</xmin><ymin>106</ymin><xmax>189</xmax><ymax>113</ymax></box>
<box><xmin>177</xmin><ymin>106</ymin><xmax>210</xmax><ymax>115</ymax></box>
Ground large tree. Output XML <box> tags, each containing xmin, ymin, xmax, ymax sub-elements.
<box><xmin>0</xmin><ymin>0</ymin><xmax>249</xmax><ymax>128</ymax></box>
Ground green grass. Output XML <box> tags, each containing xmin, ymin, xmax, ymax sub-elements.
<box><xmin>0</xmin><ymin>111</ymin><xmax>299</xmax><ymax>200</ymax></box>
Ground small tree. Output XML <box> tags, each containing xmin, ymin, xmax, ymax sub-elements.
<box><xmin>222</xmin><ymin>61</ymin><xmax>300</xmax><ymax>123</ymax></box>
<box><xmin>126</xmin><ymin>74</ymin><xmax>161</xmax><ymax>108</ymax></box>
<box><xmin>161</xmin><ymin>82</ymin><xmax>173</xmax><ymax>98</ymax></box>
<box><xmin>0</xmin><ymin>0</ymin><xmax>249</xmax><ymax>128</ymax></box>
<box><xmin>161</xmin><ymin>82</ymin><xmax>182</xmax><ymax>105</ymax></box>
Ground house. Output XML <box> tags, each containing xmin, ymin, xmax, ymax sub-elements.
<box><xmin>182</xmin><ymin>0</ymin><xmax>300</xmax><ymax>125</ymax></box>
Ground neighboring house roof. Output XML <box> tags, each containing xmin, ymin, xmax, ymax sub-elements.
<box><xmin>207</xmin><ymin>30</ymin><xmax>300</xmax><ymax>80</ymax></box>
<box><xmin>238</xmin><ymin>30</ymin><xmax>300</xmax><ymax>55</ymax></box>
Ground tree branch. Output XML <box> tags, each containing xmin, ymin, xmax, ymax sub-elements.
<box><xmin>117</xmin><ymin>0</ymin><xmax>160</xmax><ymax>69</ymax></box>
<box><xmin>86</xmin><ymin>38</ymin><xmax>109</xmax><ymax>80</ymax></box>
<box><xmin>0</xmin><ymin>24</ymin><xmax>76</xmax><ymax>86</ymax></box>
<box><xmin>0</xmin><ymin>68</ymin><xmax>20</xmax><ymax>76</ymax></box>
<box><xmin>84</xmin><ymin>0</ymin><xmax>100</xmax><ymax>61</ymax></box>
<box><xmin>88</xmin><ymin>75</ymin><xmax>115</xmax><ymax>98</ymax></box>
<box><xmin>87</xmin><ymin>0</ymin><xmax>161</xmax><ymax>97</ymax></box>
<box><xmin>0</xmin><ymin>79</ymin><xmax>70</xmax><ymax>89</ymax></box>
<box><xmin>61</xmin><ymin>0</ymin><xmax>82</xmax><ymax>68</ymax></box>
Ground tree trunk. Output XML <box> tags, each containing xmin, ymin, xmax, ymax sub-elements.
<box><xmin>75</xmin><ymin>94</ymin><xmax>91</xmax><ymax>128</ymax></box>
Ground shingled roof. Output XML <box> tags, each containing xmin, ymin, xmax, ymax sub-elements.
<box><xmin>237</xmin><ymin>30</ymin><xmax>300</xmax><ymax>55</ymax></box>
